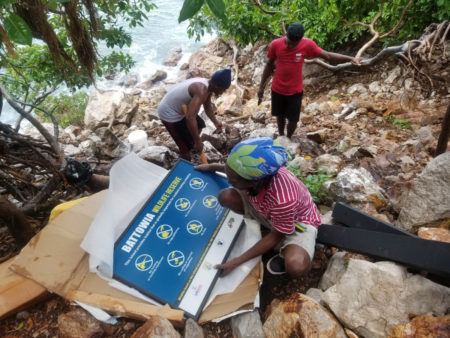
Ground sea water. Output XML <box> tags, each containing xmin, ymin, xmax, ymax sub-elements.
<box><xmin>0</xmin><ymin>0</ymin><xmax>212</xmax><ymax>125</ymax></box>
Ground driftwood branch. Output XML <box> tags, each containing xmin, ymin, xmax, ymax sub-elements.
<box><xmin>305</xmin><ymin>40</ymin><xmax>421</xmax><ymax>71</ymax></box>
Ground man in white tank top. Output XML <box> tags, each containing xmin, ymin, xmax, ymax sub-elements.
<box><xmin>157</xmin><ymin>69</ymin><xmax>232</xmax><ymax>161</ymax></box>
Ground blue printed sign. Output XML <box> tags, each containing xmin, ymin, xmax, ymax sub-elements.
<box><xmin>113</xmin><ymin>160</ymin><xmax>244</xmax><ymax>319</ymax></box>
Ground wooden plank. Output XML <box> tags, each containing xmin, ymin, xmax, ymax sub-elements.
<box><xmin>0</xmin><ymin>258</ymin><xmax>50</xmax><ymax>319</ymax></box>
<box><xmin>66</xmin><ymin>290</ymin><xmax>185</xmax><ymax>327</ymax></box>
<box><xmin>317</xmin><ymin>225</ymin><xmax>450</xmax><ymax>279</ymax></box>
<box><xmin>332</xmin><ymin>202</ymin><xmax>414</xmax><ymax>237</ymax></box>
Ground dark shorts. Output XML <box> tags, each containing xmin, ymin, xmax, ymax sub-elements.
<box><xmin>162</xmin><ymin>115</ymin><xmax>206</xmax><ymax>154</ymax></box>
<box><xmin>271</xmin><ymin>90</ymin><xmax>303</xmax><ymax>122</ymax></box>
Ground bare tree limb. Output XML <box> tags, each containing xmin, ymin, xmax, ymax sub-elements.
<box><xmin>305</xmin><ymin>40</ymin><xmax>421</xmax><ymax>71</ymax></box>
<box><xmin>253</xmin><ymin>0</ymin><xmax>278</xmax><ymax>15</ymax></box>
<box><xmin>0</xmin><ymin>84</ymin><xmax>63</xmax><ymax>163</ymax></box>
<box><xmin>344</xmin><ymin>0</ymin><xmax>413</xmax><ymax>57</ymax></box>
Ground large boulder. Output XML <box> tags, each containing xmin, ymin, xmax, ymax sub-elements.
<box><xmin>322</xmin><ymin>259</ymin><xmax>450</xmax><ymax>338</ymax></box>
<box><xmin>396</xmin><ymin>151</ymin><xmax>450</xmax><ymax>231</ymax></box>
<box><xmin>263</xmin><ymin>293</ymin><xmax>347</xmax><ymax>338</ymax></box>
<box><xmin>84</xmin><ymin>89</ymin><xmax>137</xmax><ymax>130</ymax></box>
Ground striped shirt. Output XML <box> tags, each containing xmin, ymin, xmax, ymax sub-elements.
<box><xmin>247</xmin><ymin>167</ymin><xmax>321</xmax><ymax>234</ymax></box>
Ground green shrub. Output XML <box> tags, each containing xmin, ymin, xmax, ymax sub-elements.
<box><xmin>37</xmin><ymin>92</ymin><xmax>88</xmax><ymax>128</ymax></box>
<box><xmin>386</xmin><ymin>113</ymin><xmax>412</xmax><ymax>129</ymax></box>
<box><xmin>288</xmin><ymin>166</ymin><xmax>332</xmax><ymax>204</ymax></box>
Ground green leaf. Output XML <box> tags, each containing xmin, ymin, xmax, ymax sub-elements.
<box><xmin>4</xmin><ymin>14</ymin><xmax>32</xmax><ymax>46</ymax></box>
<box><xmin>178</xmin><ymin>0</ymin><xmax>205</xmax><ymax>23</ymax></box>
<box><xmin>205</xmin><ymin>0</ymin><xmax>226</xmax><ymax>20</ymax></box>
<box><xmin>56</xmin><ymin>0</ymin><xmax>71</xmax><ymax>3</ymax></box>
<box><xmin>45</xmin><ymin>0</ymin><xmax>58</xmax><ymax>11</ymax></box>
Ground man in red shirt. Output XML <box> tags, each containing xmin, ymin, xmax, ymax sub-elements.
<box><xmin>195</xmin><ymin>137</ymin><xmax>321</xmax><ymax>277</ymax></box>
<box><xmin>258</xmin><ymin>22</ymin><xmax>362</xmax><ymax>138</ymax></box>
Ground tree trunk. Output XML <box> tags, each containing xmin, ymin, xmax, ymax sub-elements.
<box><xmin>0</xmin><ymin>196</ymin><xmax>35</xmax><ymax>248</ymax></box>
<box><xmin>435</xmin><ymin>103</ymin><xmax>450</xmax><ymax>156</ymax></box>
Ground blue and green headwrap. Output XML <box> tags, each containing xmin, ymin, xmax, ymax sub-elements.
<box><xmin>226</xmin><ymin>137</ymin><xmax>288</xmax><ymax>180</ymax></box>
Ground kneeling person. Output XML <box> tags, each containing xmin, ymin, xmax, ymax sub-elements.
<box><xmin>195</xmin><ymin>137</ymin><xmax>321</xmax><ymax>276</ymax></box>
<box><xmin>157</xmin><ymin>69</ymin><xmax>231</xmax><ymax>161</ymax></box>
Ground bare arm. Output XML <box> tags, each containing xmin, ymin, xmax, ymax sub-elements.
<box><xmin>194</xmin><ymin>163</ymin><xmax>226</xmax><ymax>173</ymax></box>
<box><xmin>257</xmin><ymin>58</ymin><xmax>275</xmax><ymax>104</ymax></box>
<box><xmin>186</xmin><ymin>82</ymin><xmax>209</xmax><ymax>151</ymax></box>
<box><xmin>318</xmin><ymin>50</ymin><xmax>363</xmax><ymax>65</ymax></box>
<box><xmin>202</xmin><ymin>96</ymin><xmax>222</xmax><ymax>133</ymax></box>
<box><xmin>215</xmin><ymin>229</ymin><xmax>284</xmax><ymax>276</ymax></box>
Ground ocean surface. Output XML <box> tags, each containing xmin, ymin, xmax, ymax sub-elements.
<box><xmin>0</xmin><ymin>0</ymin><xmax>212</xmax><ymax>125</ymax></box>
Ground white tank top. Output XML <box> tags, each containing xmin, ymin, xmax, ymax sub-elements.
<box><xmin>157</xmin><ymin>78</ymin><xmax>209</xmax><ymax>122</ymax></box>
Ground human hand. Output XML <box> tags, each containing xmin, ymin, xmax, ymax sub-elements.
<box><xmin>351</xmin><ymin>57</ymin><xmax>364</xmax><ymax>66</ymax></box>
<box><xmin>214</xmin><ymin>258</ymin><xmax>240</xmax><ymax>277</ymax></box>
<box><xmin>194</xmin><ymin>164</ymin><xmax>214</xmax><ymax>172</ymax></box>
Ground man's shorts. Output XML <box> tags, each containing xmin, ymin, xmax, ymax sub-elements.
<box><xmin>234</xmin><ymin>188</ymin><xmax>318</xmax><ymax>260</ymax></box>
<box><xmin>162</xmin><ymin>115</ymin><xmax>206</xmax><ymax>154</ymax></box>
<box><xmin>271</xmin><ymin>90</ymin><xmax>303</xmax><ymax>122</ymax></box>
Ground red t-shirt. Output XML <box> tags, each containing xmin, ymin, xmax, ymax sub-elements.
<box><xmin>247</xmin><ymin>167</ymin><xmax>322</xmax><ymax>234</ymax></box>
<box><xmin>267</xmin><ymin>37</ymin><xmax>322</xmax><ymax>95</ymax></box>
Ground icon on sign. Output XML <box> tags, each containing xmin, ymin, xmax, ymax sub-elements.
<box><xmin>189</xmin><ymin>178</ymin><xmax>205</xmax><ymax>190</ymax></box>
<box><xmin>203</xmin><ymin>195</ymin><xmax>218</xmax><ymax>208</ymax></box>
<box><xmin>175</xmin><ymin>198</ymin><xmax>191</xmax><ymax>211</ymax></box>
<box><xmin>156</xmin><ymin>224</ymin><xmax>173</xmax><ymax>240</ymax></box>
<box><xmin>167</xmin><ymin>250</ymin><xmax>185</xmax><ymax>267</ymax></box>
<box><xmin>187</xmin><ymin>220</ymin><xmax>203</xmax><ymax>235</ymax></box>
<box><xmin>135</xmin><ymin>254</ymin><xmax>153</xmax><ymax>271</ymax></box>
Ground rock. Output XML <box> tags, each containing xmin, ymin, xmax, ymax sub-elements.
<box><xmin>396</xmin><ymin>151</ymin><xmax>450</xmax><ymax>231</ymax></box>
<box><xmin>304</xmin><ymin>102</ymin><xmax>321</xmax><ymax>115</ymax></box>
<box><xmin>347</xmin><ymin>83</ymin><xmax>367</xmax><ymax>94</ymax></box>
<box><xmin>307</xmin><ymin>128</ymin><xmax>328</xmax><ymax>143</ymax></box>
<box><xmin>368</xmin><ymin>81</ymin><xmax>382</xmax><ymax>93</ymax></box>
<box><xmin>138</xmin><ymin>78</ymin><xmax>153</xmax><ymax>90</ymax></box>
<box><xmin>322</xmin><ymin>259</ymin><xmax>450</xmax><ymax>338</ymax></box>
<box><xmin>188</xmin><ymin>39</ymin><xmax>231</xmax><ymax>78</ymax></box>
<box><xmin>248</xmin><ymin>126</ymin><xmax>277</xmax><ymax>139</ymax></box>
<box><xmin>388</xmin><ymin>315</ymin><xmax>450</xmax><ymax>337</ymax></box>
<box><xmin>263</xmin><ymin>294</ymin><xmax>347</xmax><ymax>338</ymax></box>
<box><xmin>275</xmin><ymin>136</ymin><xmax>299</xmax><ymax>157</ymax></box>
<box><xmin>150</xmin><ymin>70</ymin><xmax>168</xmax><ymax>83</ymax></box>
<box><xmin>417</xmin><ymin>227</ymin><xmax>450</xmax><ymax>243</ymax></box>
<box><xmin>313</xmin><ymin>154</ymin><xmax>342</xmax><ymax>175</ymax></box>
<box><xmin>231</xmin><ymin>311</ymin><xmax>265</xmax><ymax>338</ymax></box>
<box><xmin>305</xmin><ymin>288</ymin><xmax>325</xmax><ymax>306</ymax></box>
<box><xmin>318</xmin><ymin>251</ymin><xmax>349</xmax><ymax>291</ymax></box>
<box><xmin>131</xmin><ymin>315</ymin><xmax>180</xmax><ymax>338</ymax></box>
<box><xmin>137</xmin><ymin>145</ymin><xmax>175</xmax><ymax>166</ymax></box>
<box><xmin>324</xmin><ymin>167</ymin><xmax>388</xmax><ymax>209</ymax></box>
<box><xmin>119</xmin><ymin>74</ymin><xmax>138</xmax><ymax>87</ymax></box>
<box><xmin>184</xmin><ymin>318</ymin><xmax>204</xmax><ymax>338</ymax></box>
<box><xmin>63</xmin><ymin>144</ymin><xmax>81</xmax><ymax>157</ymax></box>
<box><xmin>217</xmin><ymin>91</ymin><xmax>241</xmax><ymax>115</ymax></box>
<box><xmin>385</xmin><ymin>66</ymin><xmax>402</xmax><ymax>84</ymax></box>
<box><xmin>287</xmin><ymin>156</ymin><xmax>313</xmax><ymax>174</ymax></box>
<box><xmin>84</xmin><ymin>89</ymin><xmax>137</xmax><ymax>130</ymax></box>
<box><xmin>163</xmin><ymin>47</ymin><xmax>182</xmax><ymax>67</ymax></box>
<box><xmin>58</xmin><ymin>308</ymin><xmax>103</xmax><ymax>338</ymax></box>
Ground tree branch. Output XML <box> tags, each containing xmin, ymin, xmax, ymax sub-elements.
<box><xmin>253</xmin><ymin>0</ymin><xmax>279</xmax><ymax>15</ymax></box>
<box><xmin>0</xmin><ymin>84</ymin><xmax>63</xmax><ymax>163</ymax></box>
<box><xmin>305</xmin><ymin>40</ymin><xmax>421</xmax><ymax>71</ymax></box>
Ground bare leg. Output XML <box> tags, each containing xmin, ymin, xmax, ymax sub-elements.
<box><xmin>286</xmin><ymin>120</ymin><xmax>297</xmax><ymax>139</ymax></box>
<box><xmin>218</xmin><ymin>188</ymin><xmax>244</xmax><ymax>215</ymax></box>
<box><xmin>277</xmin><ymin>116</ymin><xmax>286</xmax><ymax>136</ymax></box>
<box><xmin>283</xmin><ymin>244</ymin><xmax>311</xmax><ymax>277</ymax></box>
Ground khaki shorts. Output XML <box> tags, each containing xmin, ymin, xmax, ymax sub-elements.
<box><xmin>235</xmin><ymin>189</ymin><xmax>318</xmax><ymax>260</ymax></box>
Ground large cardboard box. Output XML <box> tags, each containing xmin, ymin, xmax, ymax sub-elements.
<box><xmin>9</xmin><ymin>155</ymin><xmax>262</xmax><ymax>324</ymax></box>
